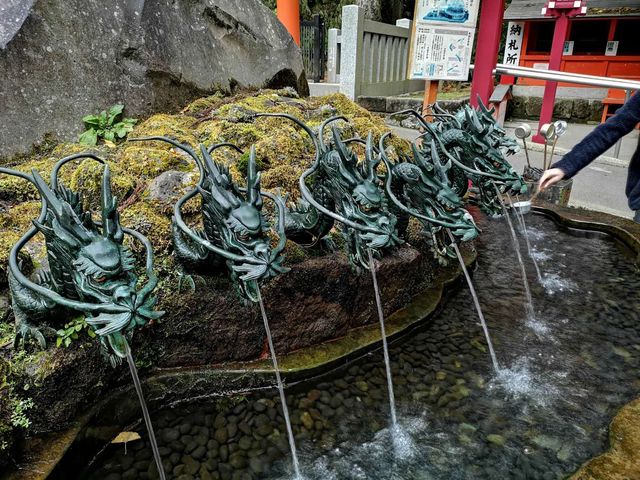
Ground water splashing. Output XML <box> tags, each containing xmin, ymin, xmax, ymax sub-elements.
<box><xmin>491</xmin><ymin>360</ymin><xmax>559</xmax><ymax>407</ymax></box>
<box><xmin>493</xmin><ymin>183</ymin><xmax>535</xmax><ymax>320</ymax></box>
<box><xmin>124</xmin><ymin>343</ymin><xmax>167</xmax><ymax>480</ymax></box>
<box><xmin>447</xmin><ymin>230</ymin><xmax>500</xmax><ymax>372</ymax></box>
<box><xmin>257</xmin><ymin>287</ymin><xmax>303</xmax><ymax>480</ymax></box>
<box><xmin>541</xmin><ymin>273</ymin><xmax>577</xmax><ymax>295</ymax></box>
<box><xmin>368</xmin><ymin>249</ymin><xmax>398</xmax><ymax>428</ymax></box>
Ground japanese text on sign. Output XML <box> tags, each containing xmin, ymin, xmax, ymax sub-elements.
<box><xmin>502</xmin><ymin>21</ymin><xmax>524</xmax><ymax>66</ymax></box>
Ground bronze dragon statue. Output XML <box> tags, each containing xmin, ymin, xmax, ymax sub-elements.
<box><xmin>393</xmin><ymin>100</ymin><xmax>526</xmax><ymax>216</ymax></box>
<box><xmin>2</xmin><ymin>154</ymin><xmax>162</xmax><ymax>360</ymax></box>
<box><xmin>130</xmin><ymin>137</ymin><xmax>288</xmax><ymax>303</ymax></box>
<box><xmin>254</xmin><ymin>114</ymin><xmax>401</xmax><ymax>270</ymax></box>
<box><xmin>378</xmin><ymin>133</ymin><xmax>479</xmax><ymax>264</ymax></box>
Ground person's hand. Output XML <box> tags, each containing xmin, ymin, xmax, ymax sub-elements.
<box><xmin>539</xmin><ymin>168</ymin><xmax>565</xmax><ymax>191</ymax></box>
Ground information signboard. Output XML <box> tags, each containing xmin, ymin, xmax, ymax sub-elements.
<box><xmin>408</xmin><ymin>0</ymin><xmax>480</xmax><ymax>81</ymax></box>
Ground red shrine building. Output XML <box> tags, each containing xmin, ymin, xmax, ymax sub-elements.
<box><xmin>502</xmin><ymin>0</ymin><xmax>640</xmax><ymax>121</ymax></box>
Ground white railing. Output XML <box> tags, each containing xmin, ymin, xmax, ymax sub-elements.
<box><xmin>328</xmin><ymin>5</ymin><xmax>424</xmax><ymax>100</ymax></box>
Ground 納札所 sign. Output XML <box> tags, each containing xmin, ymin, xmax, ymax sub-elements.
<box><xmin>502</xmin><ymin>21</ymin><xmax>525</xmax><ymax>66</ymax></box>
<box><xmin>408</xmin><ymin>0</ymin><xmax>480</xmax><ymax>81</ymax></box>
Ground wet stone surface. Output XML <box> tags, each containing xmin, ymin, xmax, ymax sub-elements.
<box><xmin>78</xmin><ymin>213</ymin><xmax>640</xmax><ymax>479</ymax></box>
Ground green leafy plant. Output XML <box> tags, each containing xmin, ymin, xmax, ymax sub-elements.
<box><xmin>79</xmin><ymin>104</ymin><xmax>137</xmax><ymax>146</ymax></box>
<box><xmin>56</xmin><ymin>316</ymin><xmax>95</xmax><ymax>348</ymax></box>
<box><xmin>10</xmin><ymin>397</ymin><xmax>33</xmax><ymax>429</ymax></box>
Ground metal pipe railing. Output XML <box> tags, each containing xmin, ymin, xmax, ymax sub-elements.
<box><xmin>494</xmin><ymin>63</ymin><xmax>640</xmax><ymax>91</ymax></box>
<box><xmin>470</xmin><ymin>64</ymin><xmax>639</xmax><ymax>160</ymax></box>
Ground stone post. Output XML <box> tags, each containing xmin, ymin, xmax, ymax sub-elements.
<box><xmin>327</xmin><ymin>28</ymin><xmax>341</xmax><ymax>84</ymax></box>
<box><xmin>339</xmin><ymin>5</ymin><xmax>365</xmax><ymax>100</ymax></box>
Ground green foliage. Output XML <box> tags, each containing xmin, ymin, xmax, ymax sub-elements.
<box><xmin>9</xmin><ymin>397</ymin><xmax>33</xmax><ymax>429</ymax></box>
<box><xmin>55</xmin><ymin>315</ymin><xmax>95</xmax><ymax>348</ymax></box>
<box><xmin>79</xmin><ymin>104</ymin><xmax>137</xmax><ymax>146</ymax></box>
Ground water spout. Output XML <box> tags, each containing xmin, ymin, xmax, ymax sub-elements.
<box><xmin>510</xmin><ymin>193</ymin><xmax>542</xmax><ymax>282</ymax></box>
<box><xmin>447</xmin><ymin>230</ymin><xmax>500</xmax><ymax>372</ymax></box>
<box><xmin>124</xmin><ymin>343</ymin><xmax>167</xmax><ymax>480</ymax></box>
<box><xmin>256</xmin><ymin>287</ymin><xmax>303</xmax><ymax>479</ymax></box>
<box><xmin>368</xmin><ymin>249</ymin><xmax>398</xmax><ymax>427</ymax></box>
<box><xmin>492</xmin><ymin>183</ymin><xmax>535</xmax><ymax>320</ymax></box>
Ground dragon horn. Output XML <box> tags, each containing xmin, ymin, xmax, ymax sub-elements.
<box><xmin>331</xmin><ymin>124</ymin><xmax>350</xmax><ymax>161</ymax></box>
<box><xmin>31</xmin><ymin>169</ymin><xmax>92</xmax><ymax>244</ymax></box>
<box><xmin>476</xmin><ymin>95</ymin><xmax>496</xmax><ymax>116</ymax></box>
<box><xmin>200</xmin><ymin>144</ymin><xmax>220</xmax><ymax>178</ymax></box>
<box><xmin>390</xmin><ymin>109</ymin><xmax>429</xmax><ymax>128</ymax></box>
<box><xmin>431</xmin><ymin>139</ymin><xmax>451</xmax><ymax>182</ymax></box>
<box><xmin>465</xmin><ymin>106</ymin><xmax>483</xmax><ymax>133</ymax></box>
<box><xmin>247</xmin><ymin>145</ymin><xmax>262</xmax><ymax>208</ymax></box>
<box><xmin>207</xmin><ymin>142</ymin><xmax>243</xmax><ymax>155</ymax></box>
<box><xmin>365</xmin><ymin>132</ymin><xmax>380</xmax><ymax>181</ymax></box>
<box><xmin>319</xmin><ymin>115</ymin><xmax>349</xmax><ymax>149</ymax></box>
<box><xmin>129</xmin><ymin>136</ymin><xmax>205</xmax><ymax>186</ymax></box>
<box><xmin>101</xmin><ymin>164</ymin><xmax>124</xmax><ymax>242</ymax></box>
<box><xmin>31</xmin><ymin>169</ymin><xmax>65</xmax><ymax>219</ymax></box>
<box><xmin>432</xmin><ymin>103</ymin><xmax>447</xmax><ymax>115</ymax></box>
<box><xmin>51</xmin><ymin>153</ymin><xmax>104</xmax><ymax>191</ymax></box>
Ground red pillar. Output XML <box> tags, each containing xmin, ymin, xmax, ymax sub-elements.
<box><xmin>277</xmin><ymin>0</ymin><xmax>300</xmax><ymax>45</ymax></box>
<box><xmin>532</xmin><ymin>14</ymin><xmax>570</xmax><ymax>144</ymax></box>
<box><xmin>470</xmin><ymin>0</ymin><xmax>506</xmax><ymax>107</ymax></box>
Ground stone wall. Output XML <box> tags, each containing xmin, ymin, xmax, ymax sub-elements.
<box><xmin>508</xmin><ymin>96</ymin><xmax>603</xmax><ymax>123</ymax></box>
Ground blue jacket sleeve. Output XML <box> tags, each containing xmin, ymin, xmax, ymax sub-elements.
<box><xmin>551</xmin><ymin>93</ymin><xmax>640</xmax><ymax>178</ymax></box>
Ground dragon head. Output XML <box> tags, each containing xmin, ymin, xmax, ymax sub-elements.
<box><xmin>199</xmin><ymin>143</ymin><xmax>289</xmax><ymax>298</ymax></box>
<box><xmin>8</xmin><ymin>155</ymin><xmax>162</xmax><ymax>358</ymax></box>
<box><xmin>252</xmin><ymin>114</ymin><xmax>401</xmax><ymax>270</ymax></box>
<box><xmin>131</xmin><ymin>136</ymin><xmax>288</xmax><ymax>303</ymax></box>
<box><xmin>324</xmin><ymin>128</ymin><xmax>401</xmax><ymax>266</ymax></box>
<box><xmin>380</xmin><ymin>134</ymin><xmax>478</xmax><ymax>264</ymax></box>
<box><xmin>417</xmin><ymin>108</ymin><xmax>527</xmax><ymax>216</ymax></box>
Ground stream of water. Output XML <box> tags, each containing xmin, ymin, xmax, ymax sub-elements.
<box><xmin>447</xmin><ymin>230</ymin><xmax>500</xmax><ymax>372</ymax></box>
<box><xmin>493</xmin><ymin>183</ymin><xmax>535</xmax><ymax>320</ymax></box>
<box><xmin>124</xmin><ymin>344</ymin><xmax>167</xmax><ymax>480</ymax></box>
<box><xmin>257</xmin><ymin>287</ymin><xmax>302</xmax><ymax>479</ymax></box>
<box><xmin>73</xmin><ymin>214</ymin><xmax>640</xmax><ymax>480</ymax></box>
<box><xmin>511</xmin><ymin>194</ymin><xmax>543</xmax><ymax>282</ymax></box>
<box><xmin>368</xmin><ymin>249</ymin><xmax>398</xmax><ymax>428</ymax></box>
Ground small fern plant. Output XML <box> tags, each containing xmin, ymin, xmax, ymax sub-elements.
<box><xmin>79</xmin><ymin>104</ymin><xmax>137</xmax><ymax>146</ymax></box>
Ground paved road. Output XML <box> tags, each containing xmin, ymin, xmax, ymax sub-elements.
<box><xmin>389</xmin><ymin>125</ymin><xmax>634</xmax><ymax>219</ymax></box>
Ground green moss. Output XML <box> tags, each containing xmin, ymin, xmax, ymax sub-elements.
<box><xmin>282</xmin><ymin>240</ymin><xmax>309</xmax><ymax>265</ymax></box>
<box><xmin>120</xmin><ymin>200</ymin><xmax>173</xmax><ymax>255</ymax></box>
<box><xmin>0</xmin><ymin>89</ymin><xmax>410</xmax><ymax>282</ymax></box>
<box><xmin>181</xmin><ymin>91</ymin><xmax>225</xmax><ymax>115</ymax></box>
<box><xmin>132</xmin><ymin>114</ymin><xmax>199</xmax><ymax>147</ymax></box>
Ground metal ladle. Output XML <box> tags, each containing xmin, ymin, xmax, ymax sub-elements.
<box><xmin>539</xmin><ymin>122</ymin><xmax>556</xmax><ymax>170</ymax></box>
<box><xmin>548</xmin><ymin>120</ymin><xmax>568</xmax><ymax>169</ymax></box>
<box><xmin>514</xmin><ymin>123</ymin><xmax>532</xmax><ymax>168</ymax></box>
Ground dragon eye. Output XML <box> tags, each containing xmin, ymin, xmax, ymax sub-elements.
<box><xmin>94</xmin><ymin>275</ymin><xmax>107</xmax><ymax>283</ymax></box>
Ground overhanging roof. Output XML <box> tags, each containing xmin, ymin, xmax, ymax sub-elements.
<box><xmin>504</xmin><ymin>1</ymin><xmax>640</xmax><ymax>20</ymax></box>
